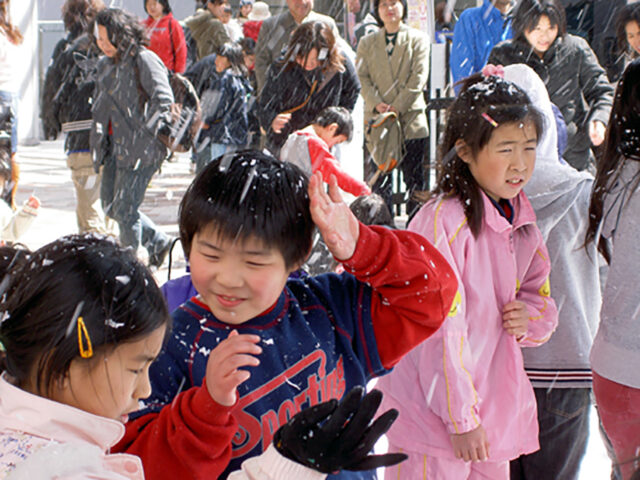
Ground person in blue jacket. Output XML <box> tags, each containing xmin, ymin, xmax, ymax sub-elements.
<box><xmin>450</xmin><ymin>0</ymin><xmax>514</xmax><ymax>87</ymax></box>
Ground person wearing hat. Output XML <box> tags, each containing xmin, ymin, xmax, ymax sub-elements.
<box><xmin>242</xmin><ymin>1</ymin><xmax>269</xmax><ymax>41</ymax></box>
<box><xmin>236</xmin><ymin>0</ymin><xmax>253</xmax><ymax>24</ymax></box>
<box><xmin>254</xmin><ymin>0</ymin><xmax>341</xmax><ymax>94</ymax></box>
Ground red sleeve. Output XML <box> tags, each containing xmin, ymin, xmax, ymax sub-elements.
<box><xmin>307</xmin><ymin>136</ymin><xmax>371</xmax><ymax>197</ymax></box>
<box><xmin>171</xmin><ymin>18</ymin><xmax>187</xmax><ymax>74</ymax></box>
<box><xmin>342</xmin><ymin>225</ymin><xmax>458</xmax><ymax>369</ymax></box>
<box><xmin>113</xmin><ymin>380</ymin><xmax>237</xmax><ymax>480</ymax></box>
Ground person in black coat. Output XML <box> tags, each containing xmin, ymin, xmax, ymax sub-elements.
<box><xmin>488</xmin><ymin>0</ymin><xmax>614</xmax><ymax>171</ymax></box>
<box><xmin>41</xmin><ymin>0</ymin><xmax>112</xmax><ymax>235</ymax></box>
<box><xmin>257</xmin><ymin>20</ymin><xmax>361</xmax><ymax>156</ymax></box>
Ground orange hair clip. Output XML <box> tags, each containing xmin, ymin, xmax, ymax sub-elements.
<box><xmin>77</xmin><ymin>316</ymin><xmax>93</xmax><ymax>359</ymax></box>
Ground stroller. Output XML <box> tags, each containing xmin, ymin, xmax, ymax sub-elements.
<box><xmin>0</xmin><ymin>98</ymin><xmax>14</xmax><ymax>207</ymax></box>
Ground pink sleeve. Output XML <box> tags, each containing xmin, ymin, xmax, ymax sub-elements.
<box><xmin>409</xmin><ymin>200</ymin><xmax>483</xmax><ymax>435</ymax></box>
<box><xmin>307</xmin><ymin>136</ymin><xmax>371</xmax><ymax>197</ymax></box>
<box><xmin>516</xmin><ymin>239</ymin><xmax>558</xmax><ymax>347</ymax></box>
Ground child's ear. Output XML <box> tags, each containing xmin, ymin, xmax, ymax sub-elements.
<box><xmin>327</xmin><ymin>123</ymin><xmax>339</xmax><ymax>136</ymax></box>
<box><xmin>455</xmin><ymin>139</ymin><xmax>472</xmax><ymax>164</ymax></box>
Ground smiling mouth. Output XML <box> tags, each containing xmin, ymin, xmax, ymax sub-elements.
<box><xmin>507</xmin><ymin>178</ymin><xmax>523</xmax><ymax>185</ymax></box>
<box><xmin>216</xmin><ymin>294</ymin><xmax>244</xmax><ymax>307</ymax></box>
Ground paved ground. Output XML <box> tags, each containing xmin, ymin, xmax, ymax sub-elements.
<box><xmin>16</xmin><ymin>139</ymin><xmax>191</xmax><ymax>283</ymax></box>
<box><xmin>16</xmin><ymin>139</ymin><xmax>613</xmax><ymax>479</ymax></box>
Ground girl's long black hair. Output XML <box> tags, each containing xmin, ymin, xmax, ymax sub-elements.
<box><xmin>586</xmin><ymin>58</ymin><xmax>640</xmax><ymax>263</ymax></box>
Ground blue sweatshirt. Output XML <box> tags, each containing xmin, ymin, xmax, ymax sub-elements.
<box><xmin>139</xmin><ymin>225</ymin><xmax>457</xmax><ymax>479</ymax></box>
<box><xmin>451</xmin><ymin>0</ymin><xmax>512</xmax><ymax>86</ymax></box>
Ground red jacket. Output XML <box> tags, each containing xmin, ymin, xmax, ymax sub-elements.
<box><xmin>242</xmin><ymin>20</ymin><xmax>263</xmax><ymax>42</ymax></box>
<box><xmin>280</xmin><ymin>128</ymin><xmax>372</xmax><ymax>197</ymax></box>
<box><xmin>113</xmin><ymin>379</ymin><xmax>237</xmax><ymax>479</ymax></box>
<box><xmin>143</xmin><ymin>13</ymin><xmax>187</xmax><ymax>73</ymax></box>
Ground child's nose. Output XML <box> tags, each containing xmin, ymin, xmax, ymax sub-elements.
<box><xmin>135</xmin><ymin>371</ymin><xmax>153</xmax><ymax>401</ymax></box>
<box><xmin>216</xmin><ymin>266</ymin><xmax>244</xmax><ymax>288</ymax></box>
<box><xmin>512</xmin><ymin>153</ymin><xmax>528</xmax><ymax>172</ymax></box>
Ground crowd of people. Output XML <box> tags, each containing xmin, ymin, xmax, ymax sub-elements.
<box><xmin>0</xmin><ymin>0</ymin><xmax>639</xmax><ymax>479</ymax></box>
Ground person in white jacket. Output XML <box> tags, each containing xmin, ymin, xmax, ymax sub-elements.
<box><xmin>503</xmin><ymin>63</ymin><xmax>601</xmax><ymax>480</ymax></box>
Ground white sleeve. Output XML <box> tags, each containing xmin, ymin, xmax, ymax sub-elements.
<box><xmin>227</xmin><ymin>445</ymin><xmax>327</xmax><ymax>480</ymax></box>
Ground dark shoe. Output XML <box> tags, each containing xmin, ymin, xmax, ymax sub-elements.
<box><xmin>149</xmin><ymin>236</ymin><xmax>173</xmax><ymax>268</ymax></box>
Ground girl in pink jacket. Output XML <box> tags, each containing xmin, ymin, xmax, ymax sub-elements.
<box><xmin>377</xmin><ymin>74</ymin><xmax>558</xmax><ymax>479</ymax></box>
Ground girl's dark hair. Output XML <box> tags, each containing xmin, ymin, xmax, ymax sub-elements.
<box><xmin>615</xmin><ymin>3</ymin><xmax>640</xmax><ymax>58</ymax></box>
<box><xmin>0</xmin><ymin>235</ymin><xmax>170</xmax><ymax>396</ymax></box>
<box><xmin>512</xmin><ymin>0</ymin><xmax>567</xmax><ymax>44</ymax></box>
<box><xmin>91</xmin><ymin>8</ymin><xmax>149</xmax><ymax>61</ymax></box>
<box><xmin>143</xmin><ymin>0</ymin><xmax>172</xmax><ymax>15</ymax></box>
<box><xmin>218</xmin><ymin>41</ymin><xmax>248</xmax><ymax>77</ymax></box>
<box><xmin>282</xmin><ymin>21</ymin><xmax>345</xmax><ymax>74</ymax></box>
<box><xmin>373</xmin><ymin>0</ymin><xmax>408</xmax><ymax>27</ymax></box>
<box><xmin>586</xmin><ymin>58</ymin><xmax>640</xmax><ymax>263</ymax></box>
<box><xmin>63</xmin><ymin>0</ymin><xmax>105</xmax><ymax>37</ymax></box>
<box><xmin>0</xmin><ymin>0</ymin><xmax>22</xmax><ymax>44</ymax></box>
<box><xmin>433</xmin><ymin>74</ymin><xmax>544</xmax><ymax>237</ymax></box>
<box><xmin>179</xmin><ymin>150</ymin><xmax>313</xmax><ymax>269</ymax></box>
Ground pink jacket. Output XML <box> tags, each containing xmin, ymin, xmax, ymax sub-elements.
<box><xmin>377</xmin><ymin>191</ymin><xmax>557</xmax><ymax>461</ymax></box>
<box><xmin>0</xmin><ymin>375</ymin><xmax>144</xmax><ymax>479</ymax></box>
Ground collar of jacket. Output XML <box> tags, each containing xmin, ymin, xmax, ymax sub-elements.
<box><xmin>480</xmin><ymin>190</ymin><xmax>536</xmax><ymax>234</ymax></box>
<box><xmin>0</xmin><ymin>373</ymin><xmax>125</xmax><ymax>451</ymax></box>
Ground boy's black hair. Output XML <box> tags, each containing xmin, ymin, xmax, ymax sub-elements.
<box><xmin>313</xmin><ymin>106</ymin><xmax>353</xmax><ymax>143</ymax></box>
<box><xmin>433</xmin><ymin>74</ymin><xmax>544</xmax><ymax>237</ymax></box>
<box><xmin>218</xmin><ymin>41</ymin><xmax>248</xmax><ymax>77</ymax></box>
<box><xmin>179</xmin><ymin>150</ymin><xmax>313</xmax><ymax>269</ymax></box>
<box><xmin>143</xmin><ymin>0</ymin><xmax>171</xmax><ymax>15</ymax></box>
<box><xmin>349</xmin><ymin>194</ymin><xmax>394</xmax><ymax>228</ymax></box>
<box><xmin>0</xmin><ymin>235</ymin><xmax>171</xmax><ymax>397</ymax></box>
<box><xmin>239</xmin><ymin>36</ymin><xmax>256</xmax><ymax>56</ymax></box>
<box><xmin>512</xmin><ymin>0</ymin><xmax>567</xmax><ymax>44</ymax></box>
<box><xmin>373</xmin><ymin>0</ymin><xmax>408</xmax><ymax>27</ymax></box>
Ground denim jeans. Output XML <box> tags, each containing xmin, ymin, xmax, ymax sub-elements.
<box><xmin>101</xmin><ymin>157</ymin><xmax>168</xmax><ymax>253</ymax></box>
<box><xmin>193</xmin><ymin>141</ymin><xmax>237</xmax><ymax>175</ymax></box>
<box><xmin>510</xmin><ymin>388</ymin><xmax>591</xmax><ymax>480</ymax></box>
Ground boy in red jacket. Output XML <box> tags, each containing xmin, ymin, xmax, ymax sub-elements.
<box><xmin>280</xmin><ymin>106</ymin><xmax>372</xmax><ymax>197</ymax></box>
<box><xmin>131</xmin><ymin>150</ymin><xmax>456</xmax><ymax>479</ymax></box>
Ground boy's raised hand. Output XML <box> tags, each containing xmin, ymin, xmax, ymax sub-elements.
<box><xmin>205</xmin><ymin>330</ymin><xmax>262</xmax><ymax>406</ymax></box>
<box><xmin>309</xmin><ymin>172</ymin><xmax>360</xmax><ymax>261</ymax></box>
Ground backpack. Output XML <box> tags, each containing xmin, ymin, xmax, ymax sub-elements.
<box><xmin>133</xmin><ymin>59</ymin><xmax>201</xmax><ymax>155</ymax></box>
<box><xmin>165</xmin><ymin>71</ymin><xmax>201</xmax><ymax>153</ymax></box>
<box><xmin>365</xmin><ymin>111</ymin><xmax>404</xmax><ymax>178</ymax></box>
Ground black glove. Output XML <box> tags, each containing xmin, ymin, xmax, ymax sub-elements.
<box><xmin>273</xmin><ymin>386</ymin><xmax>407</xmax><ymax>474</ymax></box>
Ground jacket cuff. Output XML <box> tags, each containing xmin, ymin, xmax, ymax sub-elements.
<box><xmin>340</xmin><ymin>222</ymin><xmax>377</xmax><ymax>271</ymax></box>
<box><xmin>232</xmin><ymin>445</ymin><xmax>326</xmax><ymax>480</ymax></box>
<box><xmin>195</xmin><ymin>378</ymin><xmax>235</xmax><ymax>424</ymax></box>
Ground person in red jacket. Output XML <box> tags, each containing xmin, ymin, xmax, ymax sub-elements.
<box><xmin>143</xmin><ymin>0</ymin><xmax>187</xmax><ymax>73</ymax></box>
<box><xmin>280</xmin><ymin>106</ymin><xmax>371</xmax><ymax>197</ymax></box>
